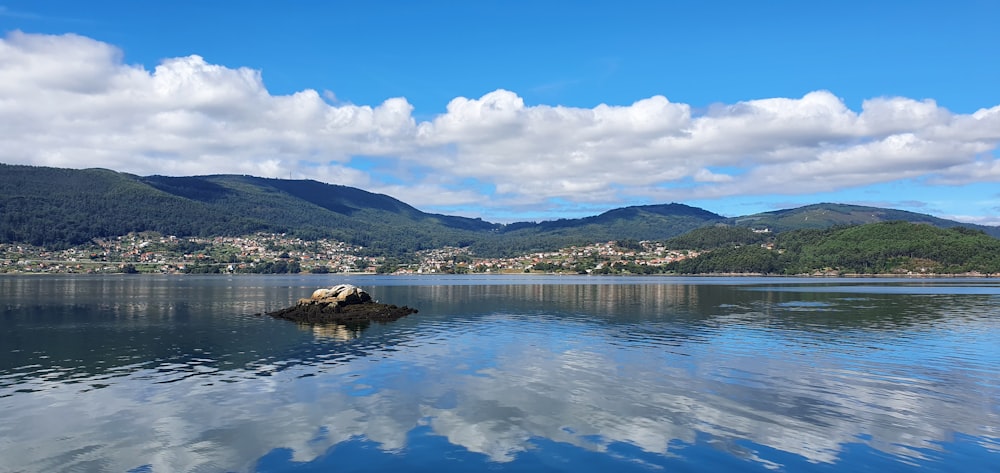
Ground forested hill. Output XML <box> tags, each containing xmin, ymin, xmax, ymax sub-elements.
<box><xmin>730</xmin><ymin>203</ymin><xmax>1000</xmax><ymax>238</ymax></box>
<box><xmin>0</xmin><ymin>164</ymin><xmax>723</xmax><ymax>255</ymax></box>
<box><xmin>1</xmin><ymin>163</ymin><xmax>997</xmax><ymax>257</ymax></box>
<box><xmin>479</xmin><ymin>204</ymin><xmax>726</xmax><ymax>255</ymax></box>
<box><xmin>0</xmin><ymin>164</ymin><xmax>510</xmax><ymax>255</ymax></box>
<box><xmin>668</xmin><ymin>222</ymin><xmax>1000</xmax><ymax>275</ymax></box>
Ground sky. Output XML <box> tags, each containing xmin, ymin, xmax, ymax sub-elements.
<box><xmin>1</xmin><ymin>1</ymin><xmax>999</xmax><ymax>224</ymax></box>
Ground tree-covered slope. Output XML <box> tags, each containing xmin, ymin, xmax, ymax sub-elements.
<box><xmin>473</xmin><ymin>204</ymin><xmax>726</xmax><ymax>256</ymax></box>
<box><xmin>4</xmin><ymin>163</ymin><xmax>998</xmax><ymax>260</ymax></box>
<box><xmin>669</xmin><ymin>222</ymin><xmax>1000</xmax><ymax>274</ymax></box>
<box><xmin>663</xmin><ymin>224</ymin><xmax>770</xmax><ymax>250</ymax></box>
<box><xmin>142</xmin><ymin>175</ymin><xmax>498</xmax><ymax>255</ymax></box>
<box><xmin>0</xmin><ymin>165</ymin><xmax>272</xmax><ymax>247</ymax></box>
<box><xmin>0</xmin><ymin>164</ymin><xmax>494</xmax><ymax>253</ymax></box>
<box><xmin>1</xmin><ymin>164</ymin><xmax>721</xmax><ymax>256</ymax></box>
<box><xmin>730</xmin><ymin>203</ymin><xmax>1000</xmax><ymax>238</ymax></box>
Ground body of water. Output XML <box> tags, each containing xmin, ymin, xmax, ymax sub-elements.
<box><xmin>1</xmin><ymin>275</ymin><xmax>998</xmax><ymax>472</ymax></box>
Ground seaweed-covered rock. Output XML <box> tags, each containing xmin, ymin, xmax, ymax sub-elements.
<box><xmin>266</xmin><ymin>285</ymin><xmax>417</xmax><ymax>324</ymax></box>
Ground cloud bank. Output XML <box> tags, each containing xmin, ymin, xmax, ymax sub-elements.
<box><xmin>2</xmin><ymin>31</ymin><xmax>999</xmax><ymax>217</ymax></box>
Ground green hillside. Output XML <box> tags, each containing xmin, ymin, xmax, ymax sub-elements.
<box><xmin>0</xmin><ymin>166</ymin><xmax>271</xmax><ymax>247</ymax></box>
<box><xmin>142</xmin><ymin>175</ymin><xmax>498</xmax><ymax>255</ymax></box>
<box><xmin>669</xmin><ymin>222</ymin><xmax>1000</xmax><ymax>275</ymax></box>
<box><xmin>0</xmin><ymin>164</ymin><xmax>497</xmax><ymax>254</ymax></box>
<box><xmin>478</xmin><ymin>204</ymin><xmax>726</xmax><ymax>256</ymax></box>
<box><xmin>730</xmin><ymin>203</ymin><xmax>1000</xmax><ymax>238</ymax></box>
<box><xmin>663</xmin><ymin>224</ymin><xmax>769</xmax><ymax>250</ymax></box>
<box><xmin>0</xmin><ymin>164</ymin><xmax>723</xmax><ymax>256</ymax></box>
<box><xmin>3</xmin><ymin>164</ymin><xmax>998</xmax><ymax>260</ymax></box>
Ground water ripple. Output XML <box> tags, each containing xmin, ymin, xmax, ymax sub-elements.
<box><xmin>1</xmin><ymin>277</ymin><xmax>998</xmax><ymax>472</ymax></box>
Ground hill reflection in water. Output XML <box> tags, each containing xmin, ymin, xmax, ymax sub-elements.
<box><xmin>0</xmin><ymin>276</ymin><xmax>997</xmax><ymax>472</ymax></box>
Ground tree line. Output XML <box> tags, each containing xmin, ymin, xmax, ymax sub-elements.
<box><xmin>666</xmin><ymin>222</ymin><xmax>1000</xmax><ymax>275</ymax></box>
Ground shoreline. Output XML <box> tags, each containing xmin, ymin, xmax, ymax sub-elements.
<box><xmin>0</xmin><ymin>271</ymin><xmax>995</xmax><ymax>279</ymax></box>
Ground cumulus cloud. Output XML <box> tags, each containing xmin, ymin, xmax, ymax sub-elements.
<box><xmin>0</xmin><ymin>31</ymin><xmax>416</xmax><ymax>182</ymax></box>
<box><xmin>2</xmin><ymin>31</ymin><xmax>999</xmax><ymax>217</ymax></box>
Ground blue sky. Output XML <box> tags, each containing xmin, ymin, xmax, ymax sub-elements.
<box><xmin>1</xmin><ymin>1</ymin><xmax>998</xmax><ymax>224</ymax></box>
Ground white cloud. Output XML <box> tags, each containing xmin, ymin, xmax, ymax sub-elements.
<box><xmin>945</xmin><ymin>214</ymin><xmax>1000</xmax><ymax>227</ymax></box>
<box><xmin>0</xmin><ymin>31</ymin><xmax>417</xmax><ymax>178</ymax></box>
<box><xmin>858</xmin><ymin>97</ymin><xmax>951</xmax><ymax>135</ymax></box>
<box><xmin>1</xmin><ymin>31</ymin><xmax>999</xmax><ymax>218</ymax></box>
<box><xmin>931</xmin><ymin>158</ymin><xmax>1000</xmax><ymax>185</ymax></box>
<box><xmin>371</xmin><ymin>183</ymin><xmax>487</xmax><ymax>208</ymax></box>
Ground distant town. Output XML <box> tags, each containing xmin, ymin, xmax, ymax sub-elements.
<box><xmin>0</xmin><ymin>232</ymin><xmax>700</xmax><ymax>275</ymax></box>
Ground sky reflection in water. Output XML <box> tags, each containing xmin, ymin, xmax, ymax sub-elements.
<box><xmin>0</xmin><ymin>276</ymin><xmax>997</xmax><ymax>472</ymax></box>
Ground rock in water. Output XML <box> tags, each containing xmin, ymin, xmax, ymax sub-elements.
<box><xmin>311</xmin><ymin>288</ymin><xmax>332</xmax><ymax>300</ymax></box>
<box><xmin>309</xmin><ymin>284</ymin><xmax>371</xmax><ymax>304</ymax></box>
<box><xmin>267</xmin><ymin>285</ymin><xmax>417</xmax><ymax>324</ymax></box>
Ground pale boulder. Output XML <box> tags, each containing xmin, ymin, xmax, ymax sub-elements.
<box><xmin>311</xmin><ymin>288</ymin><xmax>333</xmax><ymax>300</ymax></box>
<box><xmin>310</xmin><ymin>284</ymin><xmax>372</xmax><ymax>305</ymax></box>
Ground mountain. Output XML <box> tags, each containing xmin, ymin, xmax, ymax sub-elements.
<box><xmin>1</xmin><ymin>163</ymin><xmax>996</xmax><ymax>256</ymax></box>
<box><xmin>0</xmin><ymin>164</ymin><xmax>499</xmax><ymax>255</ymax></box>
<box><xmin>482</xmin><ymin>204</ymin><xmax>726</xmax><ymax>255</ymax></box>
<box><xmin>0</xmin><ymin>165</ymin><xmax>267</xmax><ymax>247</ymax></box>
<box><xmin>728</xmin><ymin>203</ymin><xmax>1000</xmax><ymax>238</ymax></box>
<box><xmin>139</xmin><ymin>174</ymin><xmax>499</xmax><ymax>255</ymax></box>
<box><xmin>0</xmin><ymin>164</ymin><xmax>723</xmax><ymax>256</ymax></box>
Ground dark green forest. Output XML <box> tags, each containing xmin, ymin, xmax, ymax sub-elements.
<box><xmin>667</xmin><ymin>222</ymin><xmax>1000</xmax><ymax>275</ymax></box>
<box><xmin>3</xmin><ymin>163</ymin><xmax>999</xmax><ymax>268</ymax></box>
<box><xmin>727</xmin><ymin>202</ymin><xmax>998</xmax><ymax>234</ymax></box>
<box><xmin>663</xmin><ymin>225</ymin><xmax>770</xmax><ymax>250</ymax></box>
<box><xmin>0</xmin><ymin>164</ymin><xmax>724</xmax><ymax>256</ymax></box>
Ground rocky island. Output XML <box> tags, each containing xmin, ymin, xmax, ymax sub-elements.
<box><xmin>266</xmin><ymin>284</ymin><xmax>417</xmax><ymax>324</ymax></box>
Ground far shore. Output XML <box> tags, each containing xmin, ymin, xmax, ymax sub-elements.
<box><xmin>1</xmin><ymin>270</ymin><xmax>995</xmax><ymax>278</ymax></box>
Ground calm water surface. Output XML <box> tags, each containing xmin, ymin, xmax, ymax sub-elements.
<box><xmin>1</xmin><ymin>275</ymin><xmax>997</xmax><ymax>472</ymax></box>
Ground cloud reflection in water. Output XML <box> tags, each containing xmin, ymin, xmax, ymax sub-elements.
<box><xmin>0</xmin><ymin>278</ymin><xmax>997</xmax><ymax>472</ymax></box>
